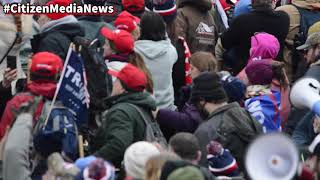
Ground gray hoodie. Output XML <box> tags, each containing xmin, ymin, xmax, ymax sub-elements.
<box><xmin>3</xmin><ymin>113</ymin><xmax>33</xmax><ymax>180</ymax></box>
<box><xmin>135</xmin><ymin>39</ymin><xmax>178</xmax><ymax>110</ymax></box>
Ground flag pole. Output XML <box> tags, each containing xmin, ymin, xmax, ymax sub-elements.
<box><xmin>43</xmin><ymin>43</ymin><xmax>74</xmax><ymax>126</ymax></box>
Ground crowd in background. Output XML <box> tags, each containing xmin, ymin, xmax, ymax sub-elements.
<box><xmin>1</xmin><ymin>0</ymin><xmax>320</xmax><ymax>179</ymax></box>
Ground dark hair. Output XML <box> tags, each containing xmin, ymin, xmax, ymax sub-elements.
<box><xmin>169</xmin><ymin>133</ymin><xmax>200</xmax><ymax>161</ymax></box>
<box><xmin>128</xmin><ymin>51</ymin><xmax>154</xmax><ymax>93</ymax></box>
<box><xmin>251</xmin><ymin>0</ymin><xmax>273</xmax><ymax>9</ymax></box>
<box><xmin>139</xmin><ymin>11</ymin><xmax>167</xmax><ymax>41</ymax></box>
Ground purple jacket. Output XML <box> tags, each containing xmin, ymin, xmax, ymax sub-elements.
<box><xmin>157</xmin><ymin>102</ymin><xmax>203</xmax><ymax>138</ymax></box>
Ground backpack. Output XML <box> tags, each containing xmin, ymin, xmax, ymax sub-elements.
<box><xmin>126</xmin><ymin>103</ymin><xmax>168</xmax><ymax>148</ymax></box>
<box><xmin>292</xmin><ymin>6</ymin><xmax>320</xmax><ymax>80</ymax></box>
<box><xmin>33</xmin><ymin>99</ymin><xmax>79</xmax><ymax>161</ymax></box>
<box><xmin>73</xmin><ymin>28</ymin><xmax>112</xmax><ymax>112</ymax></box>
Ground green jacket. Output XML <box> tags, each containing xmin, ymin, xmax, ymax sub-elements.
<box><xmin>91</xmin><ymin>92</ymin><xmax>156</xmax><ymax>168</ymax></box>
<box><xmin>194</xmin><ymin>102</ymin><xmax>262</xmax><ymax>172</ymax></box>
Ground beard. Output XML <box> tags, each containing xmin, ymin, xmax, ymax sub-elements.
<box><xmin>195</xmin><ymin>102</ymin><xmax>210</xmax><ymax>120</ymax></box>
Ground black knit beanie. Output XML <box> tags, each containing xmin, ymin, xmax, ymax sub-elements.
<box><xmin>191</xmin><ymin>72</ymin><xmax>228</xmax><ymax>103</ymax></box>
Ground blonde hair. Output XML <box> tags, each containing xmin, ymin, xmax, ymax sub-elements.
<box><xmin>144</xmin><ymin>152</ymin><xmax>180</xmax><ymax>180</ymax></box>
<box><xmin>189</xmin><ymin>52</ymin><xmax>217</xmax><ymax>73</ymax></box>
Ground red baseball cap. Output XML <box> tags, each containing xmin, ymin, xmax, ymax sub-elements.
<box><xmin>122</xmin><ymin>0</ymin><xmax>145</xmax><ymax>12</ymax></box>
<box><xmin>100</xmin><ymin>27</ymin><xmax>134</xmax><ymax>54</ymax></box>
<box><xmin>108</xmin><ymin>63</ymin><xmax>146</xmax><ymax>92</ymax></box>
<box><xmin>46</xmin><ymin>0</ymin><xmax>72</xmax><ymax>20</ymax></box>
<box><xmin>114</xmin><ymin>11</ymin><xmax>140</xmax><ymax>33</ymax></box>
<box><xmin>30</xmin><ymin>52</ymin><xmax>63</xmax><ymax>78</ymax></box>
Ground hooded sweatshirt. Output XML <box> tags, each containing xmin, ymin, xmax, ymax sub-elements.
<box><xmin>135</xmin><ymin>38</ymin><xmax>177</xmax><ymax>110</ymax></box>
<box><xmin>31</xmin><ymin>15</ymin><xmax>84</xmax><ymax>60</ymax></box>
<box><xmin>175</xmin><ymin>0</ymin><xmax>217</xmax><ymax>54</ymax></box>
<box><xmin>237</xmin><ymin>32</ymin><xmax>280</xmax><ymax>83</ymax></box>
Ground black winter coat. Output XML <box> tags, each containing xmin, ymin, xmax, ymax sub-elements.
<box><xmin>0</xmin><ymin>83</ymin><xmax>12</xmax><ymax>118</ymax></box>
<box><xmin>31</xmin><ymin>23</ymin><xmax>84</xmax><ymax>60</ymax></box>
<box><xmin>221</xmin><ymin>9</ymin><xmax>289</xmax><ymax>74</ymax></box>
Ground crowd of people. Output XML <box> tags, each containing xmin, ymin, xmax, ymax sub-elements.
<box><xmin>1</xmin><ymin>0</ymin><xmax>320</xmax><ymax>179</ymax></box>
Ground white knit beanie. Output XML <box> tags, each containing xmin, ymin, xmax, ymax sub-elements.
<box><xmin>124</xmin><ymin>141</ymin><xmax>160</xmax><ymax>179</ymax></box>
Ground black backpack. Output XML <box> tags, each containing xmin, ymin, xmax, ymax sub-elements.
<box><xmin>292</xmin><ymin>6</ymin><xmax>320</xmax><ymax>81</ymax></box>
<box><xmin>73</xmin><ymin>35</ymin><xmax>112</xmax><ymax>112</ymax></box>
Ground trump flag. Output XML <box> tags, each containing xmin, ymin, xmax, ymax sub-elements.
<box><xmin>56</xmin><ymin>46</ymin><xmax>90</xmax><ymax>126</ymax></box>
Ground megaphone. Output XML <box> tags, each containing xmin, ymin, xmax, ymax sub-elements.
<box><xmin>245</xmin><ymin>133</ymin><xmax>299</xmax><ymax>180</ymax></box>
<box><xmin>290</xmin><ymin>77</ymin><xmax>320</xmax><ymax>116</ymax></box>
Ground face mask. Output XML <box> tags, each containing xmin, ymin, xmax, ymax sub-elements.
<box><xmin>196</xmin><ymin>101</ymin><xmax>210</xmax><ymax>120</ymax></box>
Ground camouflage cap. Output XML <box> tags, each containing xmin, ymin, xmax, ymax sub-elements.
<box><xmin>297</xmin><ymin>32</ymin><xmax>320</xmax><ymax>50</ymax></box>
<box><xmin>292</xmin><ymin>0</ymin><xmax>320</xmax><ymax>9</ymax></box>
<box><xmin>308</xmin><ymin>22</ymin><xmax>320</xmax><ymax>36</ymax></box>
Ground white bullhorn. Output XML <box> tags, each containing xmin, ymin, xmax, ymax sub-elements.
<box><xmin>290</xmin><ymin>77</ymin><xmax>320</xmax><ymax>116</ymax></box>
<box><xmin>245</xmin><ymin>133</ymin><xmax>299</xmax><ymax>180</ymax></box>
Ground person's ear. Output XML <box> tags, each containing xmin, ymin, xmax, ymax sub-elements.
<box><xmin>199</xmin><ymin>99</ymin><xmax>206</xmax><ymax>106</ymax></box>
<box><xmin>196</xmin><ymin>151</ymin><xmax>202</xmax><ymax>162</ymax></box>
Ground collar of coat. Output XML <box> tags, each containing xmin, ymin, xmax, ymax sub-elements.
<box><xmin>207</xmin><ymin>102</ymin><xmax>240</xmax><ymax>119</ymax></box>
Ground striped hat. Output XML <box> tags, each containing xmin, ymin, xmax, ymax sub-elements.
<box><xmin>207</xmin><ymin>141</ymin><xmax>240</xmax><ymax>177</ymax></box>
<box><xmin>83</xmin><ymin>158</ymin><xmax>116</xmax><ymax>180</ymax></box>
<box><xmin>153</xmin><ymin>0</ymin><xmax>177</xmax><ymax>24</ymax></box>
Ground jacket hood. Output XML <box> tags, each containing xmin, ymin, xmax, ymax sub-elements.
<box><xmin>134</xmin><ymin>39</ymin><xmax>172</xmax><ymax>59</ymax></box>
<box><xmin>27</xmin><ymin>81</ymin><xmax>57</xmax><ymax>98</ymax></box>
<box><xmin>177</xmin><ymin>0</ymin><xmax>212</xmax><ymax>12</ymax></box>
<box><xmin>248</xmin><ymin>32</ymin><xmax>280</xmax><ymax>63</ymax></box>
<box><xmin>292</xmin><ymin>0</ymin><xmax>320</xmax><ymax>10</ymax></box>
<box><xmin>40</xmin><ymin>15</ymin><xmax>84</xmax><ymax>38</ymax></box>
<box><xmin>106</xmin><ymin>92</ymin><xmax>157</xmax><ymax>111</ymax></box>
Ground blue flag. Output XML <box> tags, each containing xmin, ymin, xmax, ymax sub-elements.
<box><xmin>57</xmin><ymin>49</ymin><xmax>89</xmax><ymax>126</ymax></box>
<box><xmin>245</xmin><ymin>90</ymin><xmax>281</xmax><ymax>133</ymax></box>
